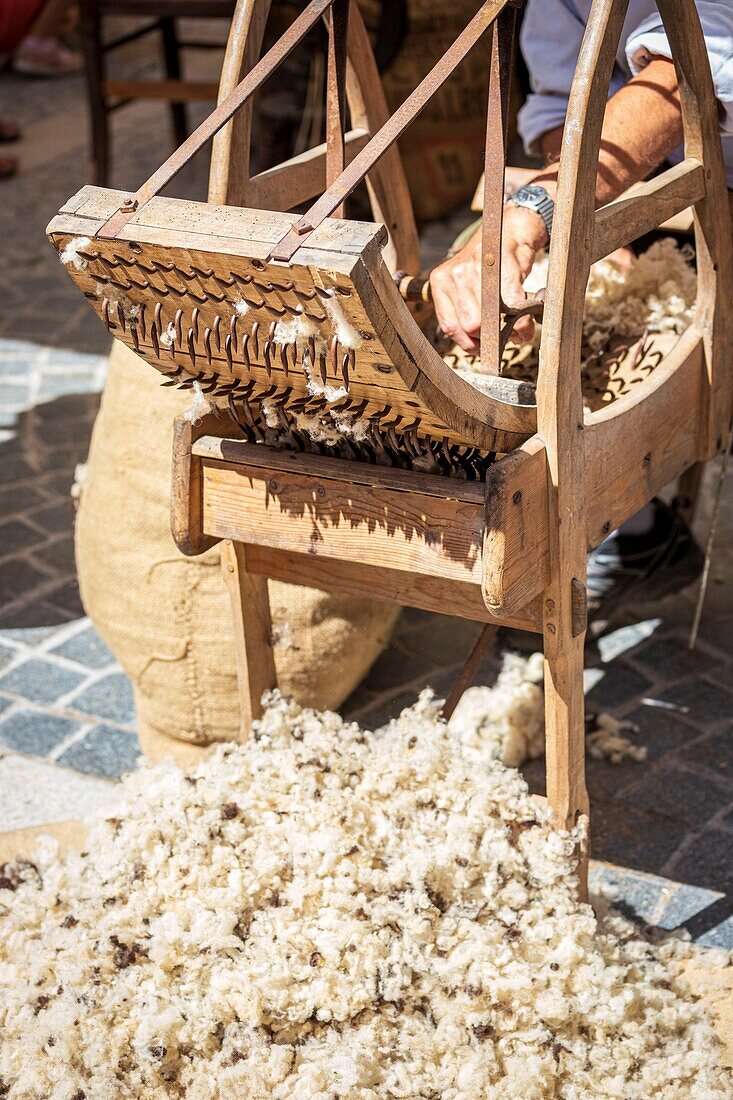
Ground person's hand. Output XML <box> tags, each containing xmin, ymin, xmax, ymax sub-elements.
<box><xmin>430</xmin><ymin>200</ymin><xmax>551</xmax><ymax>352</ymax></box>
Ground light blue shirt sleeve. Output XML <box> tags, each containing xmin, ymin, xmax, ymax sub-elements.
<box><xmin>517</xmin><ymin>0</ymin><xmax>587</xmax><ymax>155</ymax></box>
<box><xmin>626</xmin><ymin>3</ymin><xmax>733</xmax><ymax>135</ymax></box>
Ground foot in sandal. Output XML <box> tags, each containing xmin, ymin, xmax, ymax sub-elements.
<box><xmin>13</xmin><ymin>36</ymin><xmax>81</xmax><ymax>77</ymax></box>
<box><xmin>0</xmin><ymin>119</ymin><xmax>21</xmax><ymax>143</ymax></box>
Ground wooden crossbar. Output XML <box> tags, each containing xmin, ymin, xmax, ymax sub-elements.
<box><xmin>592</xmin><ymin>158</ymin><xmax>706</xmax><ymax>262</ymax></box>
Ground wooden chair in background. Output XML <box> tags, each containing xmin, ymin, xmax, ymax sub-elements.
<box><xmin>78</xmin><ymin>0</ymin><xmax>236</xmax><ymax>185</ymax></box>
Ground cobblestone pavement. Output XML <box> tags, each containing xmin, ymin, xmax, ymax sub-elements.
<box><xmin>0</xmin><ymin>25</ymin><xmax>732</xmax><ymax>947</ymax></box>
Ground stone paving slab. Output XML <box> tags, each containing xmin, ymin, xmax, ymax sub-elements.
<box><xmin>0</xmin><ymin>26</ymin><xmax>731</xmax><ymax>949</ymax></box>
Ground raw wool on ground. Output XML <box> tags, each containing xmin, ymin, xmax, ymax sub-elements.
<box><xmin>586</xmin><ymin>713</ymin><xmax>648</xmax><ymax>765</ymax></box>
<box><xmin>1</xmin><ymin>694</ymin><xmax>730</xmax><ymax>1099</ymax></box>
<box><xmin>449</xmin><ymin>651</ymin><xmax>646</xmax><ymax>768</ymax></box>
<box><xmin>448</xmin><ymin>651</ymin><xmax>545</xmax><ymax>767</ymax></box>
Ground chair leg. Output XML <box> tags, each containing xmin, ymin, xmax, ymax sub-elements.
<box><xmin>221</xmin><ymin>540</ymin><xmax>277</xmax><ymax>739</ymax></box>
<box><xmin>543</xmin><ymin>616</ymin><xmax>590</xmax><ymax>899</ymax></box>
<box><xmin>79</xmin><ymin>0</ymin><xmax>110</xmax><ymax>185</ymax></box>
<box><xmin>160</xmin><ymin>16</ymin><xmax>188</xmax><ymax>149</ymax></box>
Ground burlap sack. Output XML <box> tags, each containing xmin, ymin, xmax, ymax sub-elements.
<box><xmin>75</xmin><ymin>341</ymin><xmax>400</xmax><ymax>766</ymax></box>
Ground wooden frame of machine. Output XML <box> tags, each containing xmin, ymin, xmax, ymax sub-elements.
<box><xmin>48</xmin><ymin>0</ymin><xmax>733</xmax><ymax>893</ymax></box>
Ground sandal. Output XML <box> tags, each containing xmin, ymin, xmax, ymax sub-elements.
<box><xmin>0</xmin><ymin>119</ymin><xmax>21</xmax><ymax>143</ymax></box>
<box><xmin>13</xmin><ymin>36</ymin><xmax>81</xmax><ymax>77</ymax></box>
<box><xmin>0</xmin><ymin>156</ymin><xmax>18</xmax><ymax>180</ymax></box>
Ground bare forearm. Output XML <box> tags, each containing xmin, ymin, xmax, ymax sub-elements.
<box><xmin>430</xmin><ymin>57</ymin><xmax>685</xmax><ymax>350</ymax></box>
<box><xmin>535</xmin><ymin>57</ymin><xmax>684</xmax><ymax>208</ymax></box>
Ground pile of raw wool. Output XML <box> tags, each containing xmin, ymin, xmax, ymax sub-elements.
<box><xmin>449</xmin><ymin>650</ymin><xmax>646</xmax><ymax>767</ymax></box>
<box><xmin>523</xmin><ymin>236</ymin><xmax>696</xmax><ymax>354</ymax></box>
<box><xmin>1</xmin><ymin>693</ymin><xmax>729</xmax><ymax>1099</ymax></box>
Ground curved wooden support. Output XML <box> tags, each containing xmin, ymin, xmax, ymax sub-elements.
<box><xmin>535</xmin><ymin>0</ymin><xmax>732</xmax><ymax>887</ymax></box>
<box><xmin>537</xmin><ymin>0</ymin><xmax>629</xmax><ymax>852</ymax></box>
<box><xmin>656</xmin><ymin>0</ymin><xmax>733</xmax><ymax>457</ymax></box>
<box><xmin>208</xmin><ymin>0</ymin><xmax>271</xmax><ymax>208</ymax></box>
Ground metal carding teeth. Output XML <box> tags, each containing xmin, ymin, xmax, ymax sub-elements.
<box><xmin>151</xmin><ymin>321</ymin><xmax>160</xmax><ymax>358</ymax></box>
<box><xmin>201</xmin><ymin>374</ymin><xmax>220</xmax><ymax>394</ymax></box>
<box><xmin>280</xmin><ymin>342</ymin><xmax>289</xmax><ymax>378</ymax></box>
<box><xmin>192</xmin><ymin>308</ymin><xmax>200</xmax><ymax>342</ymax></box>
<box><xmin>138</xmin><ymin>303</ymin><xmax>146</xmax><ymax>340</ymax></box>
<box><xmin>131</xmin><ymin>324</ymin><xmax>139</xmax><ymax>352</ymax></box>
<box><xmin>101</xmin><ymin>298</ymin><xmax>111</xmax><ymax>331</ymax></box>
<box><xmin>341</xmin><ymin>352</ymin><xmax>350</xmax><ymax>389</ymax></box>
<box><xmin>204</xmin><ymin>328</ymin><xmax>212</xmax><ymax>366</ymax></box>
<box><xmin>154</xmin><ymin>301</ymin><xmax>163</xmax><ymax>333</ymax></box>
<box><xmin>230</xmin><ymin>314</ymin><xmax>238</xmax><ymax>354</ymax></box>
<box><xmin>264</xmin><ymin>301</ymin><xmax>287</xmax><ymax>317</ymax></box>
<box><xmin>161</xmin><ymin>365</ymin><xmax>185</xmax><ymax>385</ymax></box>
<box><xmin>227</xmin><ymin>394</ymin><xmax>255</xmax><ymax>442</ymax></box>
<box><xmin>263</xmin><ymin>340</ymin><xmax>273</xmax><ymax>378</ymax></box>
<box><xmin>225</xmin><ymin>334</ymin><xmax>233</xmax><ymax>370</ymax></box>
<box><xmin>213</xmin><ymin>315</ymin><xmax>221</xmax><ymax>351</ymax></box>
<box><xmin>330</xmin><ymin>336</ymin><xmax>339</xmax><ymax>378</ymax></box>
<box><xmin>241</xmin><ymin>332</ymin><xmax>251</xmax><ymax>370</ymax></box>
<box><xmin>251</xmin><ymin>321</ymin><xmax>259</xmax><ymax>359</ymax></box>
<box><xmin>187</xmin><ymin>330</ymin><xmax>197</xmax><ymax>367</ymax></box>
<box><xmin>116</xmin><ymin>301</ymin><xmax>126</xmax><ymax>333</ymax></box>
<box><xmin>174</xmin><ymin>309</ymin><xmax>183</xmax><ymax>345</ymax></box>
<box><xmin>319</xmin><ymin>353</ymin><xmax>327</xmax><ymax>386</ymax></box>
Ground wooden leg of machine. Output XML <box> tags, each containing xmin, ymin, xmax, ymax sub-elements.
<box><xmin>543</xmin><ymin>621</ymin><xmax>590</xmax><ymax>900</ymax></box>
<box><xmin>221</xmin><ymin>540</ymin><xmax>277</xmax><ymax>739</ymax></box>
<box><xmin>674</xmin><ymin>462</ymin><xmax>705</xmax><ymax>527</ymax></box>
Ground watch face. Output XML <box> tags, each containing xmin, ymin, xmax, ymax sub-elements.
<box><xmin>514</xmin><ymin>185</ymin><xmax>540</xmax><ymax>208</ymax></box>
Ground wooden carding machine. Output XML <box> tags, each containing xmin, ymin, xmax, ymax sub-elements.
<box><xmin>49</xmin><ymin>0</ymin><xmax>733</xmax><ymax>892</ymax></box>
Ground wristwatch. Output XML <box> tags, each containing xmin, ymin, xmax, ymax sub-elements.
<box><xmin>507</xmin><ymin>183</ymin><xmax>555</xmax><ymax>243</ymax></box>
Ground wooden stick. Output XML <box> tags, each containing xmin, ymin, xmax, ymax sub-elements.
<box><xmin>440</xmin><ymin>624</ymin><xmax>499</xmax><ymax>721</ymax></box>
<box><xmin>221</xmin><ymin>540</ymin><xmax>277</xmax><ymax>737</ymax></box>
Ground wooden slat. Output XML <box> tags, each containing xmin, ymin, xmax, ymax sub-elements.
<box><xmin>200</xmin><ymin>457</ymin><xmax>486</xmax><ymax>584</ymax></box>
<box><xmin>482</xmin><ymin>437</ymin><xmax>549</xmax><ymax>616</ymax></box>
<box><xmin>102</xmin><ymin>79</ymin><xmax>220</xmax><ymax>102</ymax></box>
<box><xmin>192</xmin><ymin>437</ymin><xmax>486</xmax><ymax>503</ymax></box>
<box><xmin>592</xmin><ymin>158</ymin><xmax>705</xmax><ymax>262</ymax></box>
<box><xmin>243</xmin><ymin>129</ymin><xmax>370</xmax><ymax>211</ymax></box>
<box><xmin>171</xmin><ymin>412</ymin><xmax>227</xmax><ymax>555</ymax></box>
<box><xmin>51</xmin><ymin>185</ymin><xmax>386</xmax><ymax>255</ymax></box>
<box><xmin>221</xmin><ymin>540</ymin><xmax>277</xmax><ymax>731</ymax></box>
<box><xmin>243</xmin><ymin>544</ymin><xmax>543</xmax><ymax>631</ymax></box>
<box><xmin>474</xmin><ymin>165</ymin><xmax>699</xmax><ymax>235</ymax></box>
